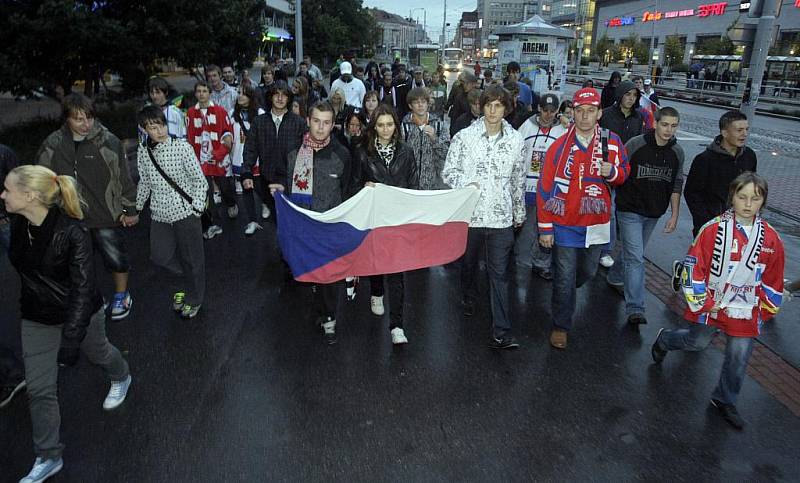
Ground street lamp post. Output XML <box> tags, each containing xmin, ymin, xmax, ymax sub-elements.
<box><xmin>410</xmin><ymin>7</ymin><xmax>427</xmax><ymax>41</ymax></box>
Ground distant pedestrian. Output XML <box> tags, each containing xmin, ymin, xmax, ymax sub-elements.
<box><xmin>206</xmin><ymin>64</ymin><xmax>238</xmax><ymax>117</ymax></box>
<box><xmin>443</xmin><ymin>86</ymin><xmax>526</xmax><ymax>350</ymax></box>
<box><xmin>362</xmin><ymin>90</ymin><xmax>380</xmax><ymax>124</ymax></box>
<box><xmin>303</xmin><ymin>55</ymin><xmax>323</xmax><ymax>82</ymax></box>
<box><xmin>136</xmin><ymin>106</ymin><xmax>209</xmax><ymax>318</ymax></box>
<box><xmin>231</xmin><ymin>85</ymin><xmax>269</xmax><ymax>236</ymax></box>
<box><xmin>449</xmin><ymin>89</ymin><xmax>482</xmax><ymax>139</ymax></box>
<box><xmin>653</xmin><ymin>173</ymin><xmax>784</xmax><ymax>430</ymax></box>
<box><xmin>186</xmin><ymin>81</ymin><xmax>235</xmax><ymax>240</ymax></box>
<box><xmin>448</xmin><ymin>72</ymin><xmax>478</xmax><ymax>124</ymax></box>
<box><xmin>258</xmin><ymin>65</ymin><xmax>277</xmax><ymax>110</ymax></box>
<box><xmin>601</xmin><ymin>71</ymin><xmax>622</xmax><ymax>109</ymax></box>
<box><xmin>141</xmin><ymin>76</ymin><xmax>185</xmax><ymax>143</ymax></box>
<box><xmin>537</xmin><ymin>88</ymin><xmax>630</xmax><ymax>350</ymax></box>
<box><xmin>222</xmin><ymin>65</ymin><xmax>239</xmax><ymax>89</ymax></box>
<box><xmin>330</xmin><ymin>61</ymin><xmax>367</xmax><ymax>109</ymax></box>
<box><xmin>505</xmin><ymin>61</ymin><xmax>535</xmax><ymax>110</ymax></box>
<box><xmin>558</xmin><ymin>99</ymin><xmax>574</xmax><ymax>129</ymax></box>
<box><xmin>4</xmin><ymin>165</ymin><xmax>131</xmax><ymax>483</ymax></box>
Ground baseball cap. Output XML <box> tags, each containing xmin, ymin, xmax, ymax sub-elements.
<box><xmin>340</xmin><ymin>61</ymin><xmax>353</xmax><ymax>75</ymax></box>
<box><xmin>573</xmin><ymin>88</ymin><xmax>601</xmax><ymax>107</ymax></box>
<box><xmin>644</xmin><ymin>78</ymin><xmax>652</xmax><ymax>85</ymax></box>
<box><xmin>539</xmin><ymin>93</ymin><xmax>560</xmax><ymax>110</ymax></box>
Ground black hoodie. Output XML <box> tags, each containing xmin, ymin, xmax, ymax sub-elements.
<box><xmin>616</xmin><ymin>131</ymin><xmax>684</xmax><ymax>218</ymax></box>
<box><xmin>600</xmin><ymin>80</ymin><xmax>644</xmax><ymax>144</ymax></box>
<box><xmin>684</xmin><ymin>135</ymin><xmax>757</xmax><ymax>233</ymax></box>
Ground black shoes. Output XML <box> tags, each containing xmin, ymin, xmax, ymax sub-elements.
<box><xmin>627</xmin><ymin>314</ymin><xmax>648</xmax><ymax>325</ymax></box>
<box><xmin>462</xmin><ymin>299</ymin><xmax>475</xmax><ymax>317</ymax></box>
<box><xmin>489</xmin><ymin>335</ymin><xmax>520</xmax><ymax>350</ymax></box>
<box><xmin>651</xmin><ymin>328</ymin><xmax>667</xmax><ymax>364</ymax></box>
<box><xmin>710</xmin><ymin>398</ymin><xmax>745</xmax><ymax>430</ymax></box>
<box><xmin>0</xmin><ymin>380</ymin><xmax>26</xmax><ymax>408</ymax></box>
<box><xmin>608</xmin><ymin>280</ymin><xmax>625</xmax><ymax>297</ymax></box>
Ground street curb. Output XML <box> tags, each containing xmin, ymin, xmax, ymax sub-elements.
<box><xmin>644</xmin><ymin>258</ymin><xmax>800</xmax><ymax>417</ymax></box>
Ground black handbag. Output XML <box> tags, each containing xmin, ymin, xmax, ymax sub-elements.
<box><xmin>145</xmin><ymin>145</ymin><xmax>206</xmax><ymax>215</ymax></box>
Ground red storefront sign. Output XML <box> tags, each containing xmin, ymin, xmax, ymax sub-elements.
<box><xmin>642</xmin><ymin>2</ymin><xmax>727</xmax><ymax>22</ymax></box>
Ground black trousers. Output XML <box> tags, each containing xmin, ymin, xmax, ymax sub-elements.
<box><xmin>370</xmin><ymin>273</ymin><xmax>405</xmax><ymax>329</ymax></box>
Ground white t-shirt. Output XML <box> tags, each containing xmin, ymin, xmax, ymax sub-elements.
<box><xmin>330</xmin><ymin>77</ymin><xmax>366</xmax><ymax>108</ymax></box>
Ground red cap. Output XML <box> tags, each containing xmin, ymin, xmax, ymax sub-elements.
<box><xmin>573</xmin><ymin>88</ymin><xmax>601</xmax><ymax>108</ymax></box>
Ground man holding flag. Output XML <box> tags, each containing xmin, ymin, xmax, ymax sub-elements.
<box><xmin>270</xmin><ymin>101</ymin><xmax>354</xmax><ymax>345</ymax></box>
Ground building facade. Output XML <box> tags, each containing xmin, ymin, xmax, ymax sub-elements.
<box><xmin>594</xmin><ymin>0</ymin><xmax>800</xmax><ymax>65</ymax></box>
<box><xmin>455</xmin><ymin>11</ymin><xmax>480</xmax><ymax>58</ymax></box>
<box><xmin>549</xmin><ymin>0</ymin><xmax>596</xmax><ymax>60</ymax></box>
<box><xmin>476</xmin><ymin>0</ymin><xmax>551</xmax><ymax>48</ymax></box>
<box><xmin>370</xmin><ymin>8</ymin><xmax>424</xmax><ymax>58</ymax></box>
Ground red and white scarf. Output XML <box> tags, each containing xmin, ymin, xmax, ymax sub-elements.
<box><xmin>290</xmin><ymin>132</ymin><xmax>330</xmax><ymax>207</ymax></box>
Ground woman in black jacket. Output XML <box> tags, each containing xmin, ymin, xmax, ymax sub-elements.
<box><xmin>3</xmin><ymin>165</ymin><xmax>131</xmax><ymax>483</ymax></box>
<box><xmin>353</xmin><ymin>104</ymin><xmax>418</xmax><ymax>345</ymax></box>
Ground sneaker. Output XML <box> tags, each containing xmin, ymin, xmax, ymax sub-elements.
<box><xmin>710</xmin><ymin>398</ymin><xmax>745</xmax><ymax>430</ymax></box>
<box><xmin>181</xmin><ymin>304</ymin><xmax>201</xmax><ymax>319</ymax></box>
<box><xmin>651</xmin><ymin>328</ymin><xmax>668</xmax><ymax>364</ymax></box>
<box><xmin>203</xmin><ymin>225</ymin><xmax>223</xmax><ymax>240</ymax></box>
<box><xmin>489</xmin><ymin>334</ymin><xmax>520</xmax><ymax>350</ymax></box>
<box><xmin>172</xmin><ymin>291</ymin><xmax>186</xmax><ymax>312</ymax></box>
<box><xmin>370</xmin><ymin>296</ymin><xmax>385</xmax><ymax>315</ymax></box>
<box><xmin>391</xmin><ymin>327</ymin><xmax>408</xmax><ymax>345</ymax></box>
<box><xmin>0</xmin><ymin>379</ymin><xmax>26</xmax><ymax>408</ymax></box>
<box><xmin>462</xmin><ymin>299</ymin><xmax>475</xmax><ymax>317</ymax></box>
<box><xmin>534</xmin><ymin>267</ymin><xmax>553</xmax><ymax>281</ymax></box>
<box><xmin>671</xmin><ymin>260</ymin><xmax>684</xmax><ymax>292</ymax></box>
<box><xmin>244</xmin><ymin>221</ymin><xmax>263</xmax><ymax>236</ymax></box>
<box><xmin>213</xmin><ymin>191</ymin><xmax>222</xmax><ymax>204</ymax></box>
<box><xmin>607</xmin><ymin>280</ymin><xmax>625</xmax><ymax>297</ymax></box>
<box><xmin>110</xmin><ymin>292</ymin><xmax>132</xmax><ymax>320</ymax></box>
<box><xmin>235</xmin><ymin>180</ymin><xmax>243</xmax><ymax>194</ymax></box>
<box><xmin>227</xmin><ymin>204</ymin><xmax>239</xmax><ymax>219</ymax></box>
<box><xmin>322</xmin><ymin>319</ymin><xmax>337</xmax><ymax>345</ymax></box>
<box><xmin>261</xmin><ymin>204</ymin><xmax>271</xmax><ymax>219</ymax></box>
<box><xmin>19</xmin><ymin>457</ymin><xmax>63</xmax><ymax>483</ymax></box>
<box><xmin>627</xmin><ymin>313</ymin><xmax>648</xmax><ymax>325</ymax></box>
<box><xmin>345</xmin><ymin>277</ymin><xmax>359</xmax><ymax>301</ymax></box>
<box><xmin>599</xmin><ymin>254</ymin><xmax>615</xmax><ymax>268</ymax></box>
<box><xmin>103</xmin><ymin>375</ymin><xmax>132</xmax><ymax>410</ymax></box>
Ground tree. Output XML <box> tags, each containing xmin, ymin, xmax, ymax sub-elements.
<box><xmin>696</xmin><ymin>36</ymin><xmax>735</xmax><ymax>55</ymax></box>
<box><xmin>0</xmin><ymin>0</ymin><xmax>264</xmax><ymax>97</ymax></box>
<box><xmin>298</xmin><ymin>0</ymin><xmax>380</xmax><ymax>64</ymax></box>
<box><xmin>620</xmin><ymin>34</ymin><xmax>649</xmax><ymax>65</ymax></box>
<box><xmin>664</xmin><ymin>36</ymin><xmax>685</xmax><ymax>67</ymax></box>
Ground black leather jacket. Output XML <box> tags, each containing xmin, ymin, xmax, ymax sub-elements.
<box><xmin>353</xmin><ymin>142</ymin><xmax>419</xmax><ymax>190</ymax></box>
<box><xmin>8</xmin><ymin>208</ymin><xmax>103</xmax><ymax>348</ymax></box>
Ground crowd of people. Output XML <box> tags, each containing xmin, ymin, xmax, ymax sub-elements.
<box><xmin>0</xmin><ymin>53</ymin><xmax>793</xmax><ymax>482</ymax></box>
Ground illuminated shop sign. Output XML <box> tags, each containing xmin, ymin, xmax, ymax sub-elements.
<box><xmin>605</xmin><ymin>16</ymin><xmax>635</xmax><ymax>27</ymax></box>
<box><xmin>641</xmin><ymin>2</ymin><xmax>728</xmax><ymax>22</ymax></box>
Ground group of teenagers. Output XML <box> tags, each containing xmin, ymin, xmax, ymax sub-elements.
<box><xmin>0</xmin><ymin>58</ymin><xmax>792</xmax><ymax>482</ymax></box>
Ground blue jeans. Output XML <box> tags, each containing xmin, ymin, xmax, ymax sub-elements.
<box><xmin>513</xmin><ymin>204</ymin><xmax>551</xmax><ymax>271</ymax></box>
<box><xmin>90</xmin><ymin>227</ymin><xmax>130</xmax><ymax>273</ymax></box>
<box><xmin>461</xmin><ymin>227</ymin><xmax>515</xmax><ymax>337</ymax></box>
<box><xmin>658</xmin><ymin>324</ymin><xmax>755</xmax><ymax>405</ymax></box>
<box><xmin>607</xmin><ymin>211</ymin><xmax>659</xmax><ymax>316</ymax></box>
<box><xmin>551</xmin><ymin>243</ymin><xmax>603</xmax><ymax>331</ymax></box>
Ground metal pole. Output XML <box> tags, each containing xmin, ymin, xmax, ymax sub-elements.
<box><xmin>649</xmin><ymin>0</ymin><xmax>657</xmax><ymax>73</ymax></box>
<box><xmin>573</xmin><ymin>0</ymin><xmax>583</xmax><ymax>71</ymax></box>
<box><xmin>442</xmin><ymin>0</ymin><xmax>447</xmax><ymax>49</ymax></box>
<box><xmin>295</xmin><ymin>0</ymin><xmax>303</xmax><ymax>66</ymax></box>
<box><xmin>741</xmin><ymin>0</ymin><xmax>778</xmax><ymax>120</ymax></box>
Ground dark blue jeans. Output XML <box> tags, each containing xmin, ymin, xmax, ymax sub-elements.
<box><xmin>551</xmin><ymin>243</ymin><xmax>603</xmax><ymax>331</ymax></box>
<box><xmin>658</xmin><ymin>324</ymin><xmax>755</xmax><ymax>405</ymax></box>
<box><xmin>460</xmin><ymin>227</ymin><xmax>515</xmax><ymax>338</ymax></box>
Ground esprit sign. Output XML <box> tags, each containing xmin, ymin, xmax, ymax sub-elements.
<box><xmin>642</xmin><ymin>2</ymin><xmax>728</xmax><ymax>22</ymax></box>
<box><xmin>605</xmin><ymin>16</ymin><xmax>635</xmax><ymax>27</ymax></box>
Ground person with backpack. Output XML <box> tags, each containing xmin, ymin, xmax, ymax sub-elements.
<box><xmin>136</xmin><ymin>106</ymin><xmax>208</xmax><ymax>319</ymax></box>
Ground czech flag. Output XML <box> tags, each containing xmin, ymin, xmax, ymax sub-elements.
<box><xmin>275</xmin><ymin>184</ymin><xmax>480</xmax><ymax>283</ymax></box>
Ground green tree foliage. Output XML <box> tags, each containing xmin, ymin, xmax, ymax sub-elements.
<box><xmin>664</xmin><ymin>36</ymin><xmax>685</xmax><ymax>67</ymax></box>
<box><xmin>696</xmin><ymin>36</ymin><xmax>735</xmax><ymax>55</ymax></box>
<box><xmin>0</xmin><ymin>0</ymin><xmax>264</xmax><ymax>96</ymax></box>
<box><xmin>299</xmin><ymin>0</ymin><xmax>380</xmax><ymax>63</ymax></box>
<box><xmin>620</xmin><ymin>34</ymin><xmax>650</xmax><ymax>64</ymax></box>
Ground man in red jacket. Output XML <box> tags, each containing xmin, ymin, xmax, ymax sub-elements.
<box><xmin>537</xmin><ymin>88</ymin><xmax>630</xmax><ymax>350</ymax></box>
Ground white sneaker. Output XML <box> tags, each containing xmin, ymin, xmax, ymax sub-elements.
<box><xmin>227</xmin><ymin>204</ymin><xmax>239</xmax><ymax>219</ymax></box>
<box><xmin>244</xmin><ymin>222</ymin><xmax>263</xmax><ymax>236</ymax></box>
<box><xmin>599</xmin><ymin>254</ymin><xmax>615</xmax><ymax>268</ymax></box>
<box><xmin>213</xmin><ymin>191</ymin><xmax>222</xmax><ymax>204</ymax></box>
<box><xmin>103</xmin><ymin>375</ymin><xmax>131</xmax><ymax>410</ymax></box>
<box><xmin>235</xmin><ymin>180</ymin><xmax>243</xmax><ymax>194</ymax></box>
<box><xmin>391</xmin><ymin>327</ymin><xmax>408</xmax><ymax>345</ymax></box>
<box><xmin>19</xmin><ymin>457</ymin><xmax>63</xmax><ymax>483</ymax></box>
<box><xmin>261</xmin><ymin>204</ymin><xmax>271</xmax><ymax>219</ymax></box>
<box><xmin>203</xmin><ymin>225</ymin><xmax>223</xmax><ymax>240</ymax></box>
<box><xmin>370</xmin><ymin>296</ymin><xmax>385</xmax><ymax>315</ymax></box>
<box><xmin>345</xmin><ymin>276</ymin><xmax>359</xmax><ymax>301</ymax></box>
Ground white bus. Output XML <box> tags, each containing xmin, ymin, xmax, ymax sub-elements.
<box><xmin>442</xmin><ymin>48</ymin><xmax>463</xmax><ymax>72</ymax></box>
